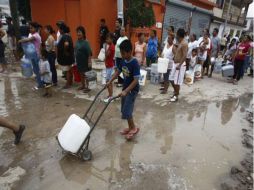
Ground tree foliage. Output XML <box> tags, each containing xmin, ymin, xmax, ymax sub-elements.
<box><xmin>125</xmin><ymin>0</ymin><xmax>156</xmax><ymax>28</ymax></box>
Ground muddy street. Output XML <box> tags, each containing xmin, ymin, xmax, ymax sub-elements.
<box><xmin>0</xmin><ymin>70</ymin><xmax>253</xmax><ymax>190</ymax></box>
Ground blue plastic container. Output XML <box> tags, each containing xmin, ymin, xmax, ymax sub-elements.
<box><xmin>21</xmin><ymin>58</ymin><xmax>33</xmax><ymax>78</ymax></box>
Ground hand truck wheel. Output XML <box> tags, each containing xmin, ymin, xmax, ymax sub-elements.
<box><xmin>82</xmin><ymin>150</ymin><xmax>92</xmax><ymax>161</ymax></box>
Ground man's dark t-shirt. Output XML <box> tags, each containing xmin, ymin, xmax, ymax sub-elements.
<box><xmin>100</xmin><ymin>26</ymin><xmax>109</xmax><ymax>45</ymax></box>
<box><xmin>113</xmin><ymin>28</ymin><xmax>121</xmax><ymax>45</ymax></box>
<box><xmin>117</xmin><ymin>58</ymin><xmax>141</xmax><ymax>92</ymax></box>
<box><xmin>20</xmin><ymin>25</ymin><xmax>30</xmax><ymax>37</ymax></box>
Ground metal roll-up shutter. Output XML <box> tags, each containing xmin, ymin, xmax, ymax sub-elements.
<box><xmin>191</xmin><ymin>12</ymin><xmax>211</xmax><ymax>38</ymax></box>
<box><xmin>162</xmin><ymin>2</ymin><xmax>190</xmax><ymax>43</ymax></box>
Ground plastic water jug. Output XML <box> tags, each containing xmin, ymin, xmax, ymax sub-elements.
<box><xmin>22</xmin><ymin>42</ymin><xmax>37</xmax><ymax>60</ymax></box>
<box><xmin>185</xmin><ymin>70</ymin><xmax>194</xmax><ymax>85</ymax></box>
<box><xmin>146</xmin><ymin>67</ymin><xmax>151</xmax><ymax>80</ymax></box>
<box><xmin>58</xmin><ymin>114</ymin><xmax>91</xmax><ymax>154</ymax></box>
<box><xmin>151</xmin><ymin>64</ymin><xmax>158</xmax><ymax>74</ymax></box>
<box><xmin>214</xmin><ymin>60</ymin><xmax>223</xmax><ymax>74</ymax></box>
<box><xmin>21</xmin><ymin>57</ymin><xmax>33</xmax><ymax>78</ymax></box>
<box><xmin>139</xmin><ymin>69</ymin><xmax>147</xmax><ymax>86</ymax></box>
<box><xmin>222</xmin><ymin>65</ymin><xmax>234</xmax><ymax>77</ymax></box>
<box><xmin>150</xmin><ymin>73</ymin><xmax>160</xmax><ymax>84</ymax></box>
<box><xmin>157</xmin><ymin>58</ymin><xmax>169</xmax><ymax>73</ymax></box>
<box><xmin>101</xmin><ymin>69</ymin><xmax>107</xmax><ymax>85</ymax></box>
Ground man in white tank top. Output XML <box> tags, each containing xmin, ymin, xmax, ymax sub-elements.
<box><xmin>160</xmin><ymin>34</ymin><xmax>176</xmax><ymax>94</ymax></box>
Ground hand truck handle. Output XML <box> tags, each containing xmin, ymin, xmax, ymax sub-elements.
<box><xmin>83</xmin><ymin>86</ymin><xmax>107</xmax><ymax>119</ymax></box>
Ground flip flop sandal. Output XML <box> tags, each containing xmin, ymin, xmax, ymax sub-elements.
<box><xmin>83</xmin><ymin>88</ymin><xmax>91</xmax><ymax>93</ymax></box>
<box><xmin>160</xmin><ymin>91</ymin><xmax>167</xmax><ymax>94</ymax></box>
<box><xmin>125</xmin><ymin>128</ymin><xmax>140</xmax><ymax>140</ymax></box>
<box><xmin>78</xmin><ymin>86</ymin><xmax>85</xmax><ymax>90</ymax></box>
<box><xmin>170</xmin><ymin>96</ymin><xmax>178</xmax><ymax>102</ymax></box>
<box><xmin>159</xmin><ymin>87</ymin><xmax>165</xmax><ymax>90</ymax></box>
<box><xmin>120</xmin><ymin>128</ymin><xmax>130</xmax><ymax>135</ymax></box>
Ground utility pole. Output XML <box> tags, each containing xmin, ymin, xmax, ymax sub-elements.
<box><xmin>221</xmin><ymin>0</ymin><xmax>232</xmax><ymax>38</ymax></box>
<box><xmin>9</xmin><ymin>0</ymin><xmax>20</xmax><ymax>39</ymax></box>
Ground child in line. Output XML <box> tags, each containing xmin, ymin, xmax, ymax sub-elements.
<box><xmin>104</xmin><ymin>33</ymin><xmax>115</xmax><ymax>103</ymax></box>
<box><xmin>107</xmin><ymin>40</ymin><xmax>140</xmax><ymax>140</ymax></box>
<box><xmin>40</xmin><ymin>49</ymin><xmax>52</xmax><ymax>97</ymax></box>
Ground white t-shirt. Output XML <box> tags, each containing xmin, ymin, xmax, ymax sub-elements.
<box><xmin>164</xmin><ymin>36</ymin><xmax>177</xmax><ymax>46</ymax></box>
<box><xmin>115</xmin><ymin>36</ymin><xmax>128</xmax><ymax>58</ymax></box>
<box><xmin>39</xmin><ymin>60</ymin><xmax>52</xmax><ymax>83</ymax></box>
<box><xmin>162</xmin><ymin>43</ymin><xmax>174</xmax><ymax>69</ymax></box>
<box><xmin>197</xmin><ymin>37</ymin><xmax>211</xmax><ymax>60</ymax></box>
<box><xmin>190</xmin><ymin>55</ymin><xmax>197</xmax><ymax>68</ymax></box>
<box><xmin>187</xmin><ymin>40</ymin><xmax>198</xmax><ymax>59</ymax></box>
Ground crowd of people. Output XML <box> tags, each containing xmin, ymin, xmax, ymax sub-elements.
<box><xmin>0</xmin><ymin>16</ymin><xmax>253</xmax><ymax>142</ymax></box>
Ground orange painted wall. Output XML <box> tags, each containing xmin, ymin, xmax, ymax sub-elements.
<box><xmin>30</xmin><ymin>0</ymin><xmax>117</xmax><ymax>57</ymax></box>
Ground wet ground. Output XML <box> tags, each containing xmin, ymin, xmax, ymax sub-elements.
<box><xmin>0</xmin><ymin>66</ymin><xmax>253</xmax><ymax>190</ymax></box>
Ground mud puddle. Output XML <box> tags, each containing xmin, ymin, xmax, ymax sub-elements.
<box><xmin>0</xmin><ymin>73</ymin><xmax>253</xmax><ymax>190</ymax></box>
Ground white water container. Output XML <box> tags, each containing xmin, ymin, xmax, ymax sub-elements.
<box><xmin>139</xmin><ymin>69</ymin><xmax>147</xmax><ymax>86</ymax></box>
<box><xmin>58</xmin><ymin>114</ymin><xmax>91</xmax><ymax>154</ymax></box>
<box><xmin>157</xmin><ymin>58</ymin><xmax>169</xmax><ymax>73</ymax></box>
<box><xmin>151</xmin><ymin>64</ymin><xmax>158</xmax><ymax>74</ymax></box>
<box><xmin>101</xmin><ymin>69</ymin><xmax>107</xmax><ymax>85</ymax></box>
<box><xmin>185</xmin><ymin>70</ymin><xmax>194</xmax><ymax>85</ymax></box>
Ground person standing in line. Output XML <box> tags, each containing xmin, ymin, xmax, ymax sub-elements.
<box><xmin>168</xmin><ymin>28</ymin><xmax>188</xmax><ymax>102</ymax></box>
<box><xmin>75</xmin><ymin>26</ymin><xmax>92</xmax><ymax>93</ymax></box>
<box><xmin>6</xmin><ymin>17</ymin><xmax>18</xmax><ymax>61</ymax></box>
<box><xmin>133</xmin><ymin>33</ymin><xmax>146</xmax><ymax>66</ymax></box>
<box><xmin>232</xmin><ymin>35</ymin><xmax>251</xmax><ymax>85</ymax></box>
<box><xmin>0</xmin><ymin>117</ymin><xmax>26</xmax><ymax>145</ymax></box>
<box><xmin>44</xmin><ymin>25</ymin><xmax>57</xmax><ymax>86</ymax></box>
<box><xmin>57</xmin><ymin>24</ymin><xmax>75</xmax><ymax>89</ymax></box>
<box><xmin>0</xmin><ymin>21</ymin><xmax>6</xmax><ymax>73</ymax></box>
<box><xmin>209</xmin><ymin>28</ymin><xmax>220</xmax><ymax>77</ymax></box>
<box><xmin>220</xmin><ymin>34</ymin><xmax>227</xmax><ymax>52</ymax></box>
<box><xmin>160</xmin><ymin>34</ymin><xmax>175</xmax><ymax>94</ymax></box>
<box><xmin>39</xmin><ymin>49</ymin><xmax>52</xmax><ymax>97</ymax></box>
<box><xmin>104</xmin><ymin>33</ymin><xmax>115</xmax><ymax>103</ymax></box>
<box><xmin>113</xmin><ymin>18</ymin><xmax>122</xmax><ymax>45</ymax></box>
<box><xmin>56</xmin><ymin>20</ymin><xmax>65</xmax><ymax>44</ymax></box>
<box><xmin>106</xmin><ymin>40</ymin><xmax>140</xmax><ymax>140</ymax></box>
<box><xmin>19</xmin><ymin>22</ymin><xmax>43</xmax><ymax>89</ymax></box>
<box><xmin>224</xmin><ymin>38</ymin><xmax>237</xmax><ymax>62</ymax></box>
<box><xmin>197</xmin><ymin>29</ymin><xmax>211</xmax><ymax>77</ymax></box>
<box><xmin>146</xmin><ymin>29</ymin><xmax>158</xmax><ymax>67</ymax></box>
<box><xmin>115</xmin><ymin>27</ymin><xmax>128</xmax><ymax>87</ymax></box>
<box><xmin>99</xmin><ymin>18</ymin><xmax>109</xmax><ymax>49</ymax></box>
<box><xmin>186</xmin><ymin>34</ymin><xmax>198</xmax><ymax>71</ymax></box>
<box><xmin>20</xmin><ymin>19</ymin><xmax>30</xmax><ymax>38</ymax></box>
<box><xmin>163</xmin><ymin>26</ymin><xmax>175</xmax><ymax>46</ymax></box>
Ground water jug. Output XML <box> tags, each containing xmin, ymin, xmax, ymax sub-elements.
<box><xmin>151</xmin><ymin>64</ymin><xmax>158</xmax><ymax>74</ymax></box>
<box><xmin>22</xmin><ymin>42</ymin><xmax>37</xmax><ymax>60</ymax></box>
<box><xmin>21</xmin><ymin>57</ymin><xmax>33</xmax><ymax>78</ymax></box>
<box><xmin>58</xmin><ymin>114</ymin><xmax>91</xmax><ymax>153</ymax></box>
<box><xmin>157</xmin><ymin>58</ymin><xmax>169</xmax><ymax>73</ymax></box>
<box><xmin>101</xmin><ymin>69</ymin><xmax>107</xmax><ymax>85</ymax></box>
<box><xmin>146</xmin><ymin>67</ymin><xmax>151</xmax><ymax>80</ymax></box>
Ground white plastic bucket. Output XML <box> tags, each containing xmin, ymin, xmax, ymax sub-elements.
<box><xmin>157</xmin><ymin>58</ymin><xmax>169</xmax><ymax>73</ymax></box>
